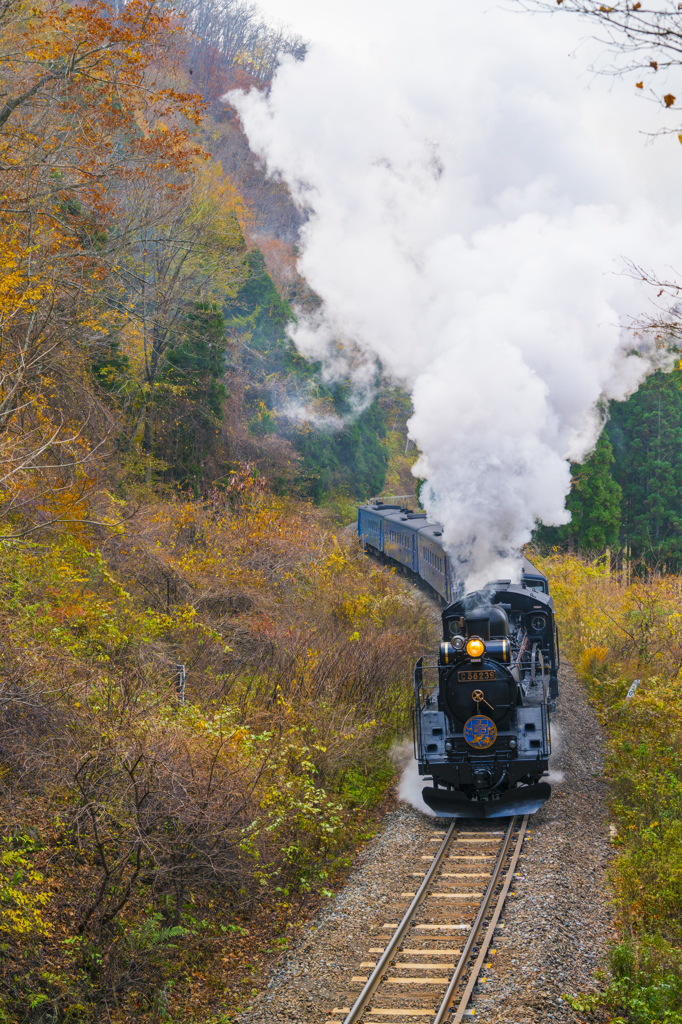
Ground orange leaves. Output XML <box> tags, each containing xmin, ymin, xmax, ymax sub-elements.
<box><xmin>0</xmin><ymin>0</ymin><xmax>234</xmax><ymax>538</ymax></box>
<box><xmin>1</xmin><ymin>0</ymin><xmax>206</xmax><ymax>219</ymax></box>
<box><xmin>636</xmin><ymin>81</ymin><xmax>644</xmax><ymax>89</ymax></box>
<box><xmin>0</xmin><ymin>0</ymin><xmax>252</xmax><ymax>544</ymax></box>
<box><xmin>664</xmin><ymin>92</ymin><xmax>676</xmax><ymax>107</ymax></box>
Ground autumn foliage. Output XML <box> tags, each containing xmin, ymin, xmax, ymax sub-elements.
<box><xmin>0</xmin><ymin>2</ymin><xmax>432</xmax><ymax>1021</ymax></box>
<box><xmin>0</xmin><ymin>0</ymin><xmax>248</xmax><ymax>533</ymax></box>
<box><xmin>0</xmin><ymin>485</ymin><xmax>433</xmax><ymax>1021</ymax></box>
<box><xmin>536</xmin><ymin>552</ymin><xmax>682</xmax><ymax>1022</ymax></box>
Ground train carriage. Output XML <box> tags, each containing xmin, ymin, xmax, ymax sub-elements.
<box><xmin>357</xmin><ymin>502</ymin><xmax>402</xmax><ymax>555</ymax></box>
<box><xmin>357</xmin><ymin>500</ymin><xmax>550</xmax><ymax>610</ymax></box>
<box><xmin>416</xmin><ymin>522</ymin><xmax>452</xmax><ymax>604</ymax></box>
<box><xmin>382</xmin><ymin>511</ymin><xmax>425</xmax><ymax>573</ymax></box>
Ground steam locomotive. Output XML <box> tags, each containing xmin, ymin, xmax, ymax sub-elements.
<box><xmin>358</xmin><ymin>499</ymin><xmax>559</xmax><ymax>818</ymax></box>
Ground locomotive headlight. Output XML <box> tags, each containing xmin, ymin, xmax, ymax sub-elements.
<box><xmin>452</xmin><ymin>636</ymin><xmax>465</xmax><ymax>652</ymax></box>
<box><xmin>466</xmin><ymin>637</ymin><xmax>485</xmax><ymax>658</ymax></box>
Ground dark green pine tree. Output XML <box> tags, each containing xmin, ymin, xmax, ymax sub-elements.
<box><xmin>606</xmin><ymin>367</ymin><xmax>682</xmax><ymax>569</ymax></box>
<box><xmin>155</xmin><ymin>301</ymin><xmax>229</xmax><ymax>492</ymax></box>
<box><xmin>229</xmin><ymin>248</ymin><xmax>389</xmax><ymax>502</ymax></box>
<box><xmin>229</xmin><ymin>247</ymin><xmax>313</xmax><ymax>379</ymax></box>
<box><xmin>534</xmin><ymin>432</ymin><xmax>621</xmax><ymax>554</ymax></box>
<box><xmin>566</xmin><ymin>432</ymin><xmax>622</xmax><ymax>551</ymax></box>
<box><xmin>293</xmin><ymin>397</ymin><xmax>389</xmax><ymax>503</ymax></box>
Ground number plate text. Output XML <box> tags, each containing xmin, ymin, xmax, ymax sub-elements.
<box><xmin>457</xmin><ymin>669</ymin><xmax>497</xmax><ymax>683</ymax></box>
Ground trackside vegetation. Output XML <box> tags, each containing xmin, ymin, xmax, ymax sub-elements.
<box><xmin>536</xmin><ymin>552</ymin><xmax>682</xmax><ymax>1024</ymax></box>
<box><xmin>0</xmin><ymin>486</ymin><xmax>436</xmax><ymax>1022</ymax></box>
<box><xmin>0</xmin><ymin>1</ymin><xmax>429</xmax><ymax>1017</ymax></box>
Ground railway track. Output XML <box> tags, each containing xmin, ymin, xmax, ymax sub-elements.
<box><xmin>325</xmin><ymin>815</ymin><xmax>529</xmax><ymax>1024</ymax></box>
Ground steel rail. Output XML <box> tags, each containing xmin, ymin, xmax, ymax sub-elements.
<box><xmin>448</xmin><ymin>814</ymin><xmax>529</xmax><ymax>1022</ymax></box>
<box><xmin>341</xmin><ymin>820</ymin><xmax>458</xmax><ymax>1024</ymax></box>
<box><xmin>433</xmin><ymin>814</ymin><xmax>528</xmax><ymax>1024</ymax></box>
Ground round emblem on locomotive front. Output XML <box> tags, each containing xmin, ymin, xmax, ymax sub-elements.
<box><xmin>463</xmin><ymin>715</ymin><xmax>498</xmax><ymax>750</ymax></box>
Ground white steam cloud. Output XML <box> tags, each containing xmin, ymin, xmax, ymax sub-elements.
<box><xmin>229</xmin><ymin>0</ymin><xmax>682</xmax><ymax>586</ymax></box>
<box><xmin>393</xmin><ymin>739</ymin><xmax>436</xmax><ymax>816</ymax></box>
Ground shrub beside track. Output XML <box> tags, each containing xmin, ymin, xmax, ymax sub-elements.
<box><xmin>537</xmin><ymin>552</ymin><xmax>682</xmax><ymax>1024</ymax></box>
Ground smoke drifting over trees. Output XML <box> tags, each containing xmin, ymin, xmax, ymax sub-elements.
<box><xmin>231</xmin><ymin>0</ymin><xmax>682</xmax><ymax>584</ymax></box>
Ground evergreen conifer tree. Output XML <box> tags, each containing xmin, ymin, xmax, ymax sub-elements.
<box><xmin>566</xmin><ymin>432</ymin><xmax>622</xmax><ymax>550</ymax></box>
<box><xmin>230</xmin><ymin>248</ymin><xmax>388</xmax><ymax>501</ymax></box>
<box><xmin>155</xmin><ymin>301</ymin><xmax>229</xmax><ymax>491</ymax></box>
<box><xmin>534</xmin><ymin>432</ymin><xmax>621</xmax><ymax>553</ymax></box>
<box><xmin>606</xmin><ymin>367</ymin><xmax>682</xmax><ymax>569</ymax></box>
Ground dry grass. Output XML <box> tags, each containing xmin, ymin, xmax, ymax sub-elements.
<box><xmin>0</xmin><ymin>490</ymin><xmax>437</xmax><ymax>1023</ymax></box>
<box><xmin>534</xmin><ymin>551</ymin><xmax>682</xmax><ymax>1023</ymax></box>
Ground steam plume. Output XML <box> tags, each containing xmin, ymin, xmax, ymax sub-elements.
<box><xmin>229</xmin><ymin>0</ymin><xmax>682</xmax><ymax>585</ymax></box>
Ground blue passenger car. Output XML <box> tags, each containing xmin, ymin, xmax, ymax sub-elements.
<box><xmin>417</xmin><ymin>522</ymin><xmax>452</xmax><ymax>603</ymax></box>
<box><xmin>357</xmin><ymin>502</ymin><xmax>402</xmax><ymax>554</ymax></box>
<box><xmin>358</xmin><ymin>501</ymin><xmax>455</xmax><ymax>602</ymax></box>
<box><xmin>358</xmin><ymin>500</ymin><xmax>549</xmax><ymax>607</ymax></box>
<box><xmin>382</xmin><ymin>511</ymin><xmax>424</xmax><ymax>573</ymax></box>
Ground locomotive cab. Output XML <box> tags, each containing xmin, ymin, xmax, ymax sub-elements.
<box><xmin>415</xmin><ymin>584</ymin><xmax>557</xmax><ymax>818</ymax></box>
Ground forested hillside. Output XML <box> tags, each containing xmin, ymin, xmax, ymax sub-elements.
<box><xmin>0</xmin><ymin>1</ymin><xmax>429</xmax><ymax>1020</ymax></box>
<box><xmin>536</xmin><ymin>365</ymin><xmax>682</xmax><ymax>571</ymax></box>
<box><xmin>0</xmin><ymin>0</ymin><xmax>399</xmax><ymax>520</ymax></box>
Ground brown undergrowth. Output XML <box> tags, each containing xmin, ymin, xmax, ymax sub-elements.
<box><xmin>0</xmin><ymin>483</ymin><xmax>437</xmax><ymax>1023</ymax></box>
<box><xmin>535</xmin><ymin>552</ymin><xmax>682</xmax><ymax>1024</ymax></box>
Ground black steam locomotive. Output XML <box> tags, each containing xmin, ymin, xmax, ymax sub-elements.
<box><xmin>416</xmin><ymin>581</ymin><xmax>557</xmax><ymax>817</ymax></box>
<box><xmin>357</xmin><ymin>499</ymin><xmax>558</xmax><ymax>817</ymax></box>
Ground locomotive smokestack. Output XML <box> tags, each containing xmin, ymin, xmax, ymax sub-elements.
<box><xmin>465</xmin><ymin>612</ymin><xmax>490</xmax><ymax>642</ymax></box>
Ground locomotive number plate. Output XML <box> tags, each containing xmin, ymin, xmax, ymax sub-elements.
<box><xmin>457</xmin><ymin>669</ymin><xmax>497</xmax><ymax>683</ymax></box>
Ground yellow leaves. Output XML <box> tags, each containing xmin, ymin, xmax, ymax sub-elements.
<box><xmin>537</xmin><ymin>551</ymin><xmax>682</xmax><ymax>690</ymax></box>
<box><xmin>324</xmin><ymin>546</ymin><xmax>353</xmax><ymax>577</ymax></box>
<box><xmin>578</xmin><ymin>645</ymin><xmax>609</xmax><ymax>678</ymax></box>
<box><xmin>230</xmin><ymin>727</ymin><xmax>250</xmax><ymax>746</ymax></box>
<box><xmin>534</xmin><ymin>551</ymin><xmax>623</xmax><ymax>655</ymax></box>
<box><xmin>664</xmin><ymin>93</ymin><xmax>676</xmax><ymax>108</ymax></box>
<box><xmin>0</xmin><ymin>230</ymin><xmax>52</xmax><ymax>324</ymax></box>
<box><xmin>335</xmin><ymin>592</ymin><xmax>375</xmax><ymax>626</ymax></box>
<box><xmin>0</xmin><ymin>842</ymin><xmax>53</xmax><ymax>938</ymax></box>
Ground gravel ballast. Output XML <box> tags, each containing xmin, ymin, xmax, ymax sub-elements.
<box><xmin>237</xmin><ymin>662</ymin><xmax>614</xmax><ymax>1023</ymax></box>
